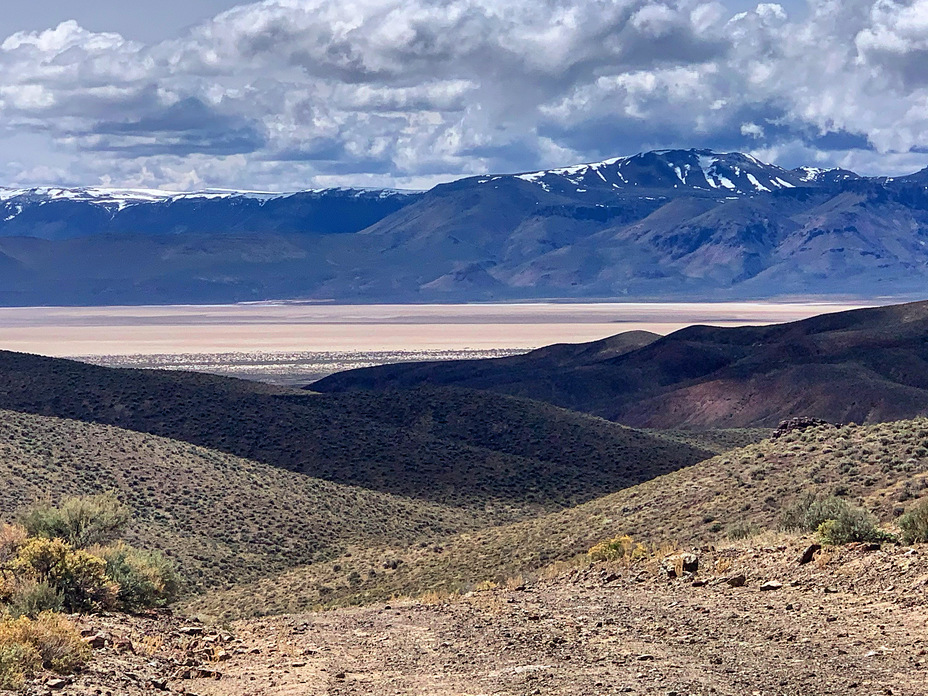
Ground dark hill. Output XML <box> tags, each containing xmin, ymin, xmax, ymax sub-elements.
<box><xmin>312</xmin><ymin>300</ymin><xmax>928</xmax><ymax>428</ymax></box>
<box><xmin>0</xmin><ymin>350</ymin><xmax>711</xmax><ymax>514</ymax></box>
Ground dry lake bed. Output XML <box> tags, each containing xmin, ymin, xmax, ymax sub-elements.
<box><xmin>0</xmin><ymin>301</ymin><xmax>877</xmax><ymax>384</ymax></box>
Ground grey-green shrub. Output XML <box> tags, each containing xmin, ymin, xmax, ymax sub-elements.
<box><xmin>19</xmin><ymin>493</ymin><xmax>130</xmax><ymax>549</ymax></box>
<box><xmin>816</xmin><ymin>504</ymin><xmax>894</xmax><ymax>545</ymax></box>
<box><xmin>898</xmin><ymin>499</ymin><xmax>928</xmax><ymax>544</ymax></box>
<box><xmin>94</xmin><ymin>543</ymin><xmax>180</xmax><ymax>612</ymax></box>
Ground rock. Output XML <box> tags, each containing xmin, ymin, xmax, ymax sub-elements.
<box><xmin>760</xmin><ymin>581</ymin><xmax>783</xmax><ymax>592</ymax></box>
<box><xmin>150</xmin><ymin>678</ymin><xmax>169</xmax><ymax>690</ymax></box>
<box><xmin>83</xmin><ymin>633</ymin><xmax>108</xmax><ymax>649</ymax></box>
<box><xmin>772</xmin><ymin>417</ymin><xmax>831</xmax><ymax>439</ymax></box>
<box><xmin>335</xmin><ymin>672</ymin><xmax>347</xmax><ymax>680</ymax></box>
<box><xmin>691</xmin><ymin>579</ymin><xmax>708</xmax><ymax>588</ymax></box>
<box><xmin>681</xmin><ymin>553</ymin><xmax>699</xmax><ymax>573</ymax></box>
<box><xmin>46</xmin><ymin>678</ymin><xmax>68</xmax><ymax>690</ymax></box>
<box><xmin>798</xmin><ymin>543</ymin><xmax>821</xmax><ymax>565</ymax></box>
<box><xmin>726</xmin><ymin>574</ymin><xmax>747</xmax><ymax>588</ymax></box>
<box><xmin>179</xmin><ymin>626</ymin><xmax>205</xmax><ymax>636</ymax></box>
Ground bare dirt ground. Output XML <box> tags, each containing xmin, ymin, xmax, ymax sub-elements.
<box><xmin>34</xmin><ymin>540</ymin><xmax>928</xmax><ymax>696</ymax></box>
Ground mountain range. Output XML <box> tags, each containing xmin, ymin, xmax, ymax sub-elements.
<box><xmin>2</xmin><ymin>148</ymin><xmax>928</xmax><ymax>304</ymax></box>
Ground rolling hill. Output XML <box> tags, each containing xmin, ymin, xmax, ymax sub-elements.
<box><xmin>0</xmin><ymin>408</ymin><xmax>487</xmax><ymax>592</ymax></box>
<box><xmin>313</xmin><ymin>300</ymin><xmax>928</xmax><ymax>428</ymax></box>
<box><xmin>0</xmin><ymin>350</ymin><xmax>713</xmax><ymax>513</ymax></box>
<box><xmin>187</xmin><ymin>416</ymin><xmax>928</xmax><ymax>618</ymax></box>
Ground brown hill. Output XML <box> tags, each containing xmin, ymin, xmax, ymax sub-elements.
<box><xmin>188</xmin><ymin>417</ymin><xmax>928</xmax><ymax>618</ymax></box>
<box><xmin>312</xmin><ymin>300</ymin><xmax>928</xmax><ymax>428</ymax></box>
<box><xmin>0</xmin><ymin>351</ymin><xmax>711</xmax><ymax>513</ymax></box>
<box><xmin>0</xmin><ymin>409</ymin><xmax>489</xmax><ymax>591</ymax></box>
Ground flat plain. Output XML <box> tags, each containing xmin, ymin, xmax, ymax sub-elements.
<box><xmin>0</xmin><ymin>301</ymin><xmax>875</xmax><ymax>382</ymax></box>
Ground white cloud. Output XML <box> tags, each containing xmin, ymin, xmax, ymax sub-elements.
<box><xmin>1</xmin><ymin>0</ymin><xmax>928</xmax><ymax>189</ymax></box>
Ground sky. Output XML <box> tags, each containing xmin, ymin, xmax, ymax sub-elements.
<box><xmin>1</xmin><ymin>0</ymin><xmax>927</xmax><ymax>191</ymax></box>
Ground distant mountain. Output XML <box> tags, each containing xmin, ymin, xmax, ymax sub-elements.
<box><xmin>0</xmin><ymin>186</ymin><xmax>421</xmax><ymax>240</ymax></box>
<box><xmin>1</xmin><ymin>149</ymin><xmax>928</xmax><ymax>304</ymax></box>
<box><xmin>313</xmin><ymin>300</ymin><xmax>928</xmax><ymax>428</ymax></box>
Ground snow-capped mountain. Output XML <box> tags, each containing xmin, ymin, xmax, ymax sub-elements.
<box><xmin>0</xmin><ymin>186</ymin><xmax>422</xmax><ymax>240</ymax></box>
<box><xmin>2</xmin><ymin>148</ymin><xmax>928</xmax><ymax>305</ymax></box>
<box><xmin>499</xmin><ymin>149</ymin><xmax>859</xmax><ymax>198</ymax></box>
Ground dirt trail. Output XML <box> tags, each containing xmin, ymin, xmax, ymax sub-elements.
<box><xmin>188</xmin><ymin>543</ymin><xmax>928</xmax><ymax>696</ymax></box>
<box><xmin>43</xmin><ymin>542</ymin><xmax>928</xmax><ymax>696</ymax></box>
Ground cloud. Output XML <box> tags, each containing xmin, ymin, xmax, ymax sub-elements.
<box><xmin>2</xmin><ymin>1</ymin><xmax>928</xmax><ymax>190</ymax></box>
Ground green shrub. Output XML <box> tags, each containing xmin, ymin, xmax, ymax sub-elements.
<box><xmin>783</xmin><ymin>494</ymin><xmax>894</xmax><ymax>545</ymax></box>
<box><xmin>11</xmin><ymin>538</ymin><xmax>117</xmax><ymax>612</ymax></box>
<box><xmin>5</xmin><ymin>580</ymin><xmax>64</xmax><ymax>618</ymax></box>
<box><xmin>816</xmin><ymin>505</ymin><xmax>895</xmax><ymax>545</ymax></box>
<box><xmin>727</xmin><ymin>521</ymin><xmax>760</xmax><ymax>540</ymax></box>
<box><xmin>898</xmin><ymin>499</ymin><xmax>928</xmax><ymax>544</ymax></box>
<box><xmin>94</xmin><ymin>542</ymin><xmax>180</xmax><ymax>611</ymax></box>
<box><xmin>781</xmin><ymin>494</ymin><xmax>850</xmax><ymax>533</ymax></box>
<box><xmin>19</xmin><ymin>493</ymin><xmax>130</xmax><ymax>549</ymax></box>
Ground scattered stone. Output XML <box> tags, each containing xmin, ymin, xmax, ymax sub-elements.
<box><xmin>727</xmin><ymin>574</ymin><xmax>747</xmax><ymax>588</ymax></box>
<box><xmin>760</xmin><ymin>581</ymin><xmax>783</xmax><ymax>592</ymax></box>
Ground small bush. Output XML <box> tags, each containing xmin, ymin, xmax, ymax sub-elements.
<box><xmin>781</xmin><ymin>494</ymin><xmax>850</xmax><ymax>533</ymax></box>
<box><xmin>0</xmin><ymin>641</ymin><xmax>39</xmax><ymax>691</ymax></box>
<box><xmin>727</xmin><ymin>521</ymin><xmax>760</xmax><ymax>540</ymax></box>
<box><xmin>816</xmin><ymin>505</ymin><xmax>895</xmax><ymax>545</ymax></box>
<box><xmin>19</xmin><ymin>493</ymin><xmax>130</xmax><ymax>549</ymax></box>
<box><xmin>11</xmin><ymin>538</ymin><xmax>117</xmax><ymax>612</ymax></box>
<box><xmin>898</xmin><ymin>499</ymin><xmax>928</xmax><ymax>544</ymax></box>
<box><xmin>5</xmin><ymin>580</ymin><xmax>64</xmax><ymax>618</ymax></box>
<box><xmin>0</xmin><ymin>613</ymin><xmax>90</xmax><ymax>689</ymax></box>
<box><xmin>588</xmin><ymin>535</ymin><xmax>649</xmax><ymax>563</ymax></box>
<box><xmin>94</xmin><ymin>543</ymin><xmax>180</xmax><ymax>611</ymax></box>
<box><xmin>783</xmin><ymin>494</ymin><xmax>894</xmax><ymax>545</ymax></box>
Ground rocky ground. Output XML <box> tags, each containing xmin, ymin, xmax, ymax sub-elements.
<box><xmin>21</xmin><ymin>539</ymin><xmax>928</xmax><ymax>696</ymax></box>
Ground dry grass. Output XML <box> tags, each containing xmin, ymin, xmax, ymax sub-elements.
<box><xmin>0</xmin><ymin>612</ymin><xmax>90</xmax><ymax>689</ymax></box>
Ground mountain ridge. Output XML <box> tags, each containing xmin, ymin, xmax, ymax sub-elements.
<box><xmin>312</xmin><ymin>299</ymin><xmax>928</xmax><ymax>428</ymax></box>
<box><xmin>3</xmin><ymin>148</ymin><xmax>928</xmax><ymax>304</ymax></box>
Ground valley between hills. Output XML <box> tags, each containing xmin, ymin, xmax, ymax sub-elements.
<box><xmin>4</xmin><ymin>300</ymin><xmax>928</xmax><ymax>694</ymax></box>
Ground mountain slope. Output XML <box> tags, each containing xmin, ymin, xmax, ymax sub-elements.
<box><xmin>313</xmin><ymin>300</ymin><xmax>928</xmax><ymax>428</ymax></box>
<box><xmin>3</xmin><ymin>149</ymin><xmax>928</xmax><ymax>303</ymax></box>
<box><xmin>188</xmin><ymin>417</ymin><xmax>928</xmax><ymax>617</ymax></box>
<box><xmin>0</xmin><ymin>350</ymin><xmax>712</xmax><ymax>513</ymax></box>
<box><xmin>0</xmin><ymin>408</ymin><xmax>486</xmax><ymax>591</ymax></box>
